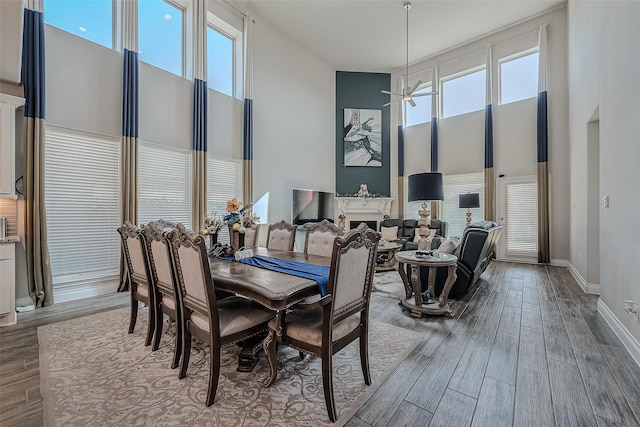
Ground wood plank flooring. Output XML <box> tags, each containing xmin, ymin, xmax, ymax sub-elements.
<box><xmin>1</xmin><ymin>262</ymin><xmax>640</xmax><ymax>426</ymax></box>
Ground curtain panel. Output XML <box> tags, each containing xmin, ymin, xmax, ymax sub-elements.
<box><xmin>119</xmin><ymin>0</ymin><xmax>139</xmax><ymax>291</ymax></box>
<box><xmin>192</xmin><ymin>0</ymin><xmax>208</xmax><ymax>231</ymax></box>
<box><xmin>242</xmin><ymin>15</ymin><xmax>255</xmax><ymax>207</ymax></box>
<box><xmin>484</xmin><ymin>45</ymin><xmax>495</xmax><ymax>222</ymax></box>
<box><xmin>537</xmin><ymin>24</ymin><xmax>550</xmax><ymax>263</ymax></box>
<box><xmin>22</xmin><ymin>1</ymin><xmax>53</xmax><ymax>307</ymax></box>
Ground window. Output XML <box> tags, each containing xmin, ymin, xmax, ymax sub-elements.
<box><xmin>138</xmin><ymin>0</ymin><xmax>184</xmax><ymax>76</ymax></box>
<box><xmin>500</xmin><ymin>51</ymin><xmax>539</xmax><ymax>105</ymax></box>
<box><xmin>441</xmin><ymin>68</ymin><xmax>486</xmax><ymax>118</ymax></box>
<box><xmin>442</xmin><ymin>172</ymin><xmax>485</xmax><ymax>238</ymax></box>
<box><xmin>44</xmin><ymin>0</ymin><xmax>113</xmax><ymax>49</ymax></box>
<box><xmin>206</xmin><ymin>156</ymin><xmax>242</xmax><ymax>244</ymax></box>
<box><xmin>207</xmin><ymin>26</ymin><xmax>234</xmax><ymax>96</ymax></box>
<box><xmin>405</xmin><ymin>85</ymin><xmax>433</xmax><ymax>127</ymax></box>
<box><xmin>138</xmin><ymin>143</ymin><xmax>192</xmax><ymax>229</ymax></box>
<box><xmin>45</xmin><ymin>129</ymin><xmax>120</xmax><ymax>287</ymax></box>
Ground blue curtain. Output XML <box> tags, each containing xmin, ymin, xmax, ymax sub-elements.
<box><xmin>484</xmin><ymin>104</ymin><xmax>495</xmax><ymax>221</ymax></box>
<box><xmin>243</xmin><ymin>97</ymin><xmax>253</xmax><ymax>205</ymax></box>
<box><xmin>21</xmin><ymin>5</ymin><xmax>53</xmax><ymax>307</ymax></box>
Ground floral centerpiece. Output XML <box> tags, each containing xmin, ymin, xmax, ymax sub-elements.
<box><xmin>223</xmin><ymin>197</ymin><xmax>259</xmax><ymax>251</ymax></box>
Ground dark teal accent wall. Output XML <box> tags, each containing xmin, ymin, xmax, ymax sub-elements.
<box><xmin>336</xmin><ymin>71</ymin><xmax>391</xmax><ymax>196</ymax></box>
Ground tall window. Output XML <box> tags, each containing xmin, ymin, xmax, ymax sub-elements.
<box><xmin>45</xmin><ymin>129</ymin><xmax>120</xmax><ymax>287</ymax></box>
<box><xmin>500</xmin><ymin>50</ymin><xmax>539</xmax><ymax>105</ymax></box>
<box><xmin>138</xmin><ymin>0</ymin><xmax>184</xmax><ymax>76</ymax></box>
<box><xmin>138</xmin><ymin>142</ymin><xmax>192</xmax><ymax>229</ymax></box>
<box><xmin>405</xmin><ymin>85</ymin><xmax>433</xmax><ymax>127</ymax></box>
<box><xmin>441</xmin><ymin>68</ymin><xmax>486</xmax><ymax>118</ymax></box>
<box><xmin>207</xmin><ymin>156</ymin><xmax>242</xmax><ymax>243</ymax></box>
<box><xmin>207</xmin><ymin>26</ymin><xmax>234</xmax><ymax>96</ymax></box>
<box><xmin>442</xmin><ymin>172</ymin><xmax>485</xmax><ymax>238</ymax></box>
<box><xmin>44</xmin><ymin>0</ymin><xmax>113</xmax><ymax>49</ymax></box>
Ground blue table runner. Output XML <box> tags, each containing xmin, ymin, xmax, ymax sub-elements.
<box><xmin>239</xmin><ymin>255</ymin><xmax>330</xmax><ymax>297</ymax></box>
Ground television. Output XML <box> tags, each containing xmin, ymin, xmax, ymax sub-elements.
<box><xmin>291</xmin><ymin>188</ymin><xmax>335</xmax><ymax>226</ymax></box>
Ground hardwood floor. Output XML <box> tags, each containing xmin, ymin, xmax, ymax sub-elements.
<box><xmin>1</xmin><ymin>262</ymin><xmax>640</xmax><ymax>426</ymax></box>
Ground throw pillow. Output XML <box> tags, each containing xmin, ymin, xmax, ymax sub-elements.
<box><xmin>438</xmin><ymin>237</ymin><xmax>460</xmax><ymax>254</ymax></box>
<box><xmin>413</xmin><ymin>228</ymin><xmax>436</xmax><ymax>243</ymax></box>
<box><xmin>380</xmin><ymin>226</ymin><xmax>398</xmax><ymax>241</ymax></box>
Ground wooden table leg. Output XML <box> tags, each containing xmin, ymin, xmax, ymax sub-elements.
<box><xmin>409</xmin><ymin>264</ymin><xmax>423</xmax><ymax>318</ymax></box>
<box><xmin>262</xmin><ymin>310</ymin><xmax>283</xmax><ymax>388</ymax></box>
<box><xmin>438</xmin><ymin>265</ymin><xmax>458</xmax><ymax>307</ymax></box>
<box><xmin>427</xmin><ymin>266</ymin><xmax>436</xmax><ymax>300</ymax></box>
<box><xmin>397</xmin><ymin>262</ymin><xmax>413</xmax><ymax>299</ymax></box>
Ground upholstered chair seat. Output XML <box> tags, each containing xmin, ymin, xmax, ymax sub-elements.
<box><xmin>137</xmin><ymin>283</ymin><xmax>149</xmax><ymax>297</ymax></box>
<box><xmin>190</xmin><ymin>296</ymin><xmax>274</xmax><ymax>335</ymax></box>
<box><xmin>269</xmin><ymin>310</ymin><xmax>360</xmax><ymax>347</ymax></box>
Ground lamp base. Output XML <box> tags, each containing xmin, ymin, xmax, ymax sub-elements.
<box><xmin>465</xmin><ymin>209</ymin><xmax>472</xmax><ymax>226</ymax></box>
<box><xmin>417</xmin><ymin>207</ymin><xmax>432</xmax><ymax>251</ymax></box>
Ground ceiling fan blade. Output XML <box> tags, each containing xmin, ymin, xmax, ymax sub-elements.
<box><xmin>408</xmin><ymin>80</ymin><xmax>423</xmax><ymax>95</ymax></box>
<box><xmin>412</xmin><ymin>91</ymin><xmax>439</xmax><ymax>97</ymax></box>
<box><xmin>382</xmin><ymin>99</ymin><xmax>401</xmax><ymax>107</ymax></box>
<box><xmin>381</xmin><ymin>90</ymin><xmax>404</xmax><ymax>96</ymax></box>
<box><xmin>408</xmin><ymin>98</ymin><xmax>417</xmax><ymax>107</ymax></box>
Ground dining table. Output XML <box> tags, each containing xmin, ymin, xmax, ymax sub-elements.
<box><xmin>207</xmin><ymin>247</ymin><xmax>331</xmax><ymax>384</ymax></box>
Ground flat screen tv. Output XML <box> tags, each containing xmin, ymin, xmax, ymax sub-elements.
<box><xmin>291</xmin><ymin>188</ymin><xmax>335</xmax><ymax>226</ymax></box>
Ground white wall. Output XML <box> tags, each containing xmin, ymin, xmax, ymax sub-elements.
<box><xmin>250</xmin><ymin>13</ymin><xmax>335</xmax><ymax>223</ymax></box>
<box><xmin>568</xmin><ymin>0</ymin><xmax>640</xmax><ymax>341</ymax></box>
<box><xmin>391</xmin><ymin>7</ymin><xmax>570</xmax><ymax>262</ymax></box>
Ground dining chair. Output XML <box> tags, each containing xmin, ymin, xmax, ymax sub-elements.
<box><xmin>264</xmin><ymin>222</ymin><xmax>381</xmax><ymax>421</ymax></box>
<box><xmin>117</xmin><ymin>221</ymin><xmax>156</xmax><ymax>346</ymax></box>
<box><xmin>167</xmin><ymin>223</ymin><xmax>275</xmax><ymax>406</ymax></box>
<box><xmin>243</xmin><ymin>225</ymin><xmax>259</xmax><ymax>247</ymax></box>
<box><xmin>140</xmin><ymin>220</ymin><xmax>182</xmax><ymax>368</ymax></box>
<box><xmin>303</xmin><ymin>219</ymin><xmax>340</xmax><ymax>257</ymax></box>
<box><xmin>266</xmin><ymin>219</ymin><xmax>296</xmax><ymax>251</ymax></box>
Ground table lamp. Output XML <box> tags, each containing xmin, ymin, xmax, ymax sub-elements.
<box><xmin>459</xmin><ymin>193</ymin><xmax>480</xmax><ymax>226</ymax></box>
<box><xmin>408</xmin><ymin>172</ymin><xmax>444</xmax><ymax>250</ymax></box>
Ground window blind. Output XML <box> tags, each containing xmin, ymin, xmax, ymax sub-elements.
<box><xmin>45</xmin><ymin>129</ymin><xmax>120</xmax><ymax>286</ymax></box>
<box><xmin>138</xmin><ymin>142</ymin><xmax>192</xmax><ymax>230</ymax></box>
<box><xmin>442</xmin><ymin>172</ymin><xmax>485</xmax><ymax>238</ymax></box>
<box><xmin>505</xmin><ymin>181</ymin><xmax>537</xmax><ymax>257</ymax></box>
<box><xmin>207</xmin><ymin>155</ymin><xmax>242</xmax><ymax>244</ymax></box>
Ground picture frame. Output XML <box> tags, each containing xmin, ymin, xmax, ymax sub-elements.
<box><xmin>343</xmin><ymin>108</ymin><xmax>382</xmax><ymax>167</ymax></box>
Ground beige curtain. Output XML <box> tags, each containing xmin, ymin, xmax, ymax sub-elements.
<box><xmin>242</xmin><ymin>15</ymin><xmax>255</xmax><ymax>206</ymax></box>
<box><xmin>24</xmin><ymin>118</ymin><xmax>53</xmax><ymax>307</ymax></box>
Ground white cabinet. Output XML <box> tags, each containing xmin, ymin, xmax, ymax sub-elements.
<box><xmin>0</xmin><ymin>94</ymin><xmax>25</xmax><ymax>197</ymax></box>
<box><xmin>0</xmin><ymin>242</ymin><xmax>17</xmax><ymax>326</ymax></box>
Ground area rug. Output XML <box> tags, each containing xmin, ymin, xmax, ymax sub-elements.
<box><xmin>371</xmin><ymin>270</ymin><xmax>407</xmax><ymax>301</ymax></box>
<box><xmin>39</xmin><ymin>307</ymin><xmax>422</xmax><ymax>427</ymax></box>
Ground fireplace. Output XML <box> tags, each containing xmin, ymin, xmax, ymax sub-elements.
<box><xmin>336</xmin><ymin>197</ymin><xmax>394</xmax><ymax>232</ymax></box>
<box><xmin>350</xmin><ymin>220</ymin><xmax>378</xmax><ymax>231</ymax></box>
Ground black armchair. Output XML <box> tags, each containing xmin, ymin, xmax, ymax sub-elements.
<box><xmin>379</xmin><ymin>218</ymin><xmax>447</xmax><ymax>251</ymax></box>
<box><xmin>410</xmin><ymin>221</ymin><xmax>503</xmax><ymax>298</ymax></box>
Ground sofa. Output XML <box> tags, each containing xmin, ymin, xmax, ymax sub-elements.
<box><xmin>379</xmin><ymin>218</ymin><xmax>448</xmax><ymax>251</ymax></box>
<box><xmin>409</xmin><ymin>220</ymin><xmax>503</xmax><ymax>298</ymax></box>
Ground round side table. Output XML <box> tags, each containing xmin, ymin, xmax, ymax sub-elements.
<box><xmin>396</xmin><ymin>250</ymin><xmax>458</xmax><ymax>317</ymax></box>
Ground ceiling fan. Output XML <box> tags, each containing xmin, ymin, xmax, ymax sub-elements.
<box><xmin>382</xmin><ymin>2</ymin><xmax>437</xmax><ymax>107</ymax></box>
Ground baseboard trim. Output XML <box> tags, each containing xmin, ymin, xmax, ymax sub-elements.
<box><xmin>567</xmin><ymin>261</ymin><xmax>600</xmax><ymax>295</ymax></box>
<box><xmin>598</xmin><ymin>299</ymin><xmax>640</xmax><ymax>368</ymax></box>
<box><xmin>550</xmin><ymin>258</ymin><xmax>569</xmax><ymax>267</ymax></box>
<box><xmin>53</xmin><ymin>281</ymin><xmax>119</xmax><ymax>304</ymax></box>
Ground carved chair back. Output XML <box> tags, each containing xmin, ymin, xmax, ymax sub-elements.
<box><xmin>266</xmin><ymin>219</ymin><xmax>296</xmax><ymax>251</ymax></box>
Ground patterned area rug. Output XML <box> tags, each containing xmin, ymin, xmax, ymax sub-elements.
<box><xmin>371</xmin><ymin>270</ymin><xmax>407</xmax><ymax>300</ymax></box>
<box><xmin>39</xmin><ymin>306</ymin><xmax>422</xmax><ymax>426</ymax></box>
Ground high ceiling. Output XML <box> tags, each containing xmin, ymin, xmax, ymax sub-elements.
<box><xmin>242</xmin><ymin>0</ymin><xmax>565</xmax><ymax>73</ymax></box>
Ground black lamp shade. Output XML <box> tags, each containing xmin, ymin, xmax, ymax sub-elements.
<box><xmin>408</xmin><ymin>173</ymin><xmax>444</xmax><ymax>202</ymax></box>
<box><xmin>459</xmin><ymin>193</ymin><xmax>480</xmax><ymax>209</ymax></box>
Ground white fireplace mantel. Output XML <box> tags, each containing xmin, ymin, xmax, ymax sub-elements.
<box><xmin>336</xmin><ymin>197</ymin><xmax>394</xmax><ymax>228</ymax></box>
